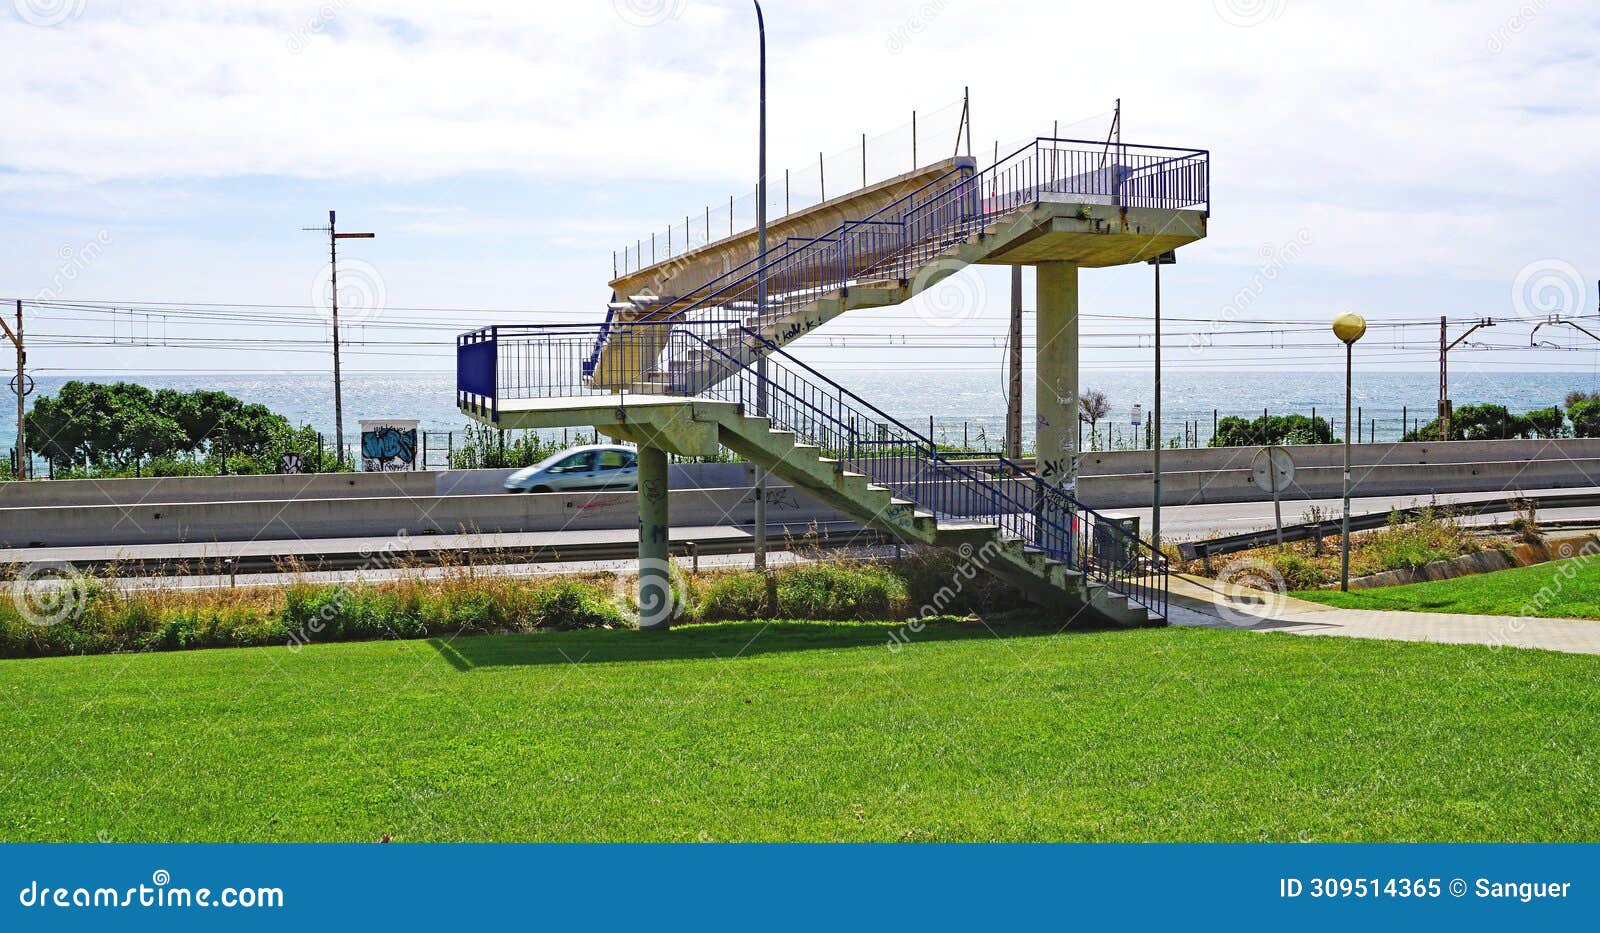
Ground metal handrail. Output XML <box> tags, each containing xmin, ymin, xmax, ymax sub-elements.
<box><xmin>679</xmin><ymin>327</ymin><xmax>1166</xmax><ymax>618</ymax></box>
<box><xmin>583</xmin><ymin>240</ymin><xmax>801</xmax><ymax>379</ymax></box>
<box><xmin>458</xmin><ymin>320</ymin><xmax>1166</xmax><ymax>618</ymax></box>
<box><xmin>601</xmin><ymin>135</ymin><xmax>1206</xmax><ymax>397</ymax></box>
<box><xmin>583</xmin><ymin>160</ymin><xmax>977</xmax><ymax>371</ymax></box>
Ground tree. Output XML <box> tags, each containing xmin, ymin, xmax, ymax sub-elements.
<box><xmin>25</xmin><ymin>381</ymin><xmax>318</xmax><ymax>473</ymax></box>
<box><xmin>26</xmin><ymin>381</ymin><xmax>183</xmax><ymax>469</ymax></box>
<box><xmin>1522</xmin><ymin>406</ymin><xmax>1566</xmax><ymax>439</ymax></box>
<box><xmin>1569</xmin><ymin>400</ymin><xmax>1600</xmax><ymax>438</ymax></box>
<box><xmin>1078</xmin><ymin>389</ymin><xmax>1110</xmax><ymax>438</ymax></box>
<box><xmin>1445</xmin><ymin>403</ymin><xmax>1529</xmax><ymax>441</ymax></box>
<box><xmin>1565</xmin><ymin>390</ymin><xmax>1600</xmax><ymax>409</ymax></box>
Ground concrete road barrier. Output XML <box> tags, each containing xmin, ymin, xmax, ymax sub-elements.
<box><xmin>0</xmin><ymin>481</ymin><xmax>836</xmax><ymax>548</ymax></box>
<box><xmin>0</xmin><ymin>462</ymin><xmax>755</xmax><ymax>509</ymax></box>
<box><xmin>1078</xmin><ymin>456</ymin><xmax>1600</xmax><ymax>508</ymax></box>
<box><xmin>9</xmin><ymin>439</ymin><xmax>1596</xmax><ymax>540</ymax></box>
<box><xmin>1075</xmin><ymin>437</ymin><xmax>1600</xmax><ymax>476</ymax></box>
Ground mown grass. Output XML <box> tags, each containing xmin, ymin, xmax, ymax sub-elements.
<box><xmin>1294</xmin><ymin>552</ymin><xmax>1600</xmax><ymax>620</ymax></box>
<box><xmin>2</xmin><ymin>623</ymin><xmax>1597</xmax><ymax>842</ymax></box>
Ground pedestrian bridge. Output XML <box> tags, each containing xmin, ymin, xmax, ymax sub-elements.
<box><xmin>459</xmin><ymin>133</ymin><xmax>1209</xmax><ymax>628</ymax></box>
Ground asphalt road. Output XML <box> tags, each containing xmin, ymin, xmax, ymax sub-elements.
<box><xmin>1102</xmin><ymin>485</ymin><xmax>1600</xmax><ymax>540</ymax></box>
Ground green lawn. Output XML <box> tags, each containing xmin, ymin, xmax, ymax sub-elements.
<box><xmin>2</xmin><ymin>621</ymin><xmax>1598</xmax><ymax>842</ymax></box>
<box><xmin>1293</xmin><ymin>553</ymin><xmax>1600</xmax><ymax>620</ymax></box>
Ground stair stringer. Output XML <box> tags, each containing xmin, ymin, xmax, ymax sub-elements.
<box><xmin>713</xmin><ymin>411</ymin><xmax>1158</xmax><ymax>628</ymax></box>
<box><xmin>660</xmin><ymin>205</ymin><xmax>1063</xmax><ymax>395</ymax></box>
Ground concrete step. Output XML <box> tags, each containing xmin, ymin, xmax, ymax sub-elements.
<box><xmin>690</xmin><ymin>340</ymin><xmax>1164</xmax><ymax>629</ymax></box>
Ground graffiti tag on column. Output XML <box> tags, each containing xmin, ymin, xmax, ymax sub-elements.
<box><xmin>643</xmin><ymin>478</ymin><xmax>667</xmax><ymax>502</ymax></box>
<box><xmin>1052</xmin><ymin>377</ymin><xmax>1076</xmax><ymax>408</ymax></box>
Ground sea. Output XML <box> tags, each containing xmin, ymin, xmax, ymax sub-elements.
<box><xmin>10</xmin><ymin>369</ymin><xmax>1600</xmax><ymax>465</ymax></box>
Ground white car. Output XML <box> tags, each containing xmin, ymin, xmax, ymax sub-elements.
<box><xmin>503</xmin><ymin>444</ymin><xmax>639</xmax><ymax>493</ymax></box>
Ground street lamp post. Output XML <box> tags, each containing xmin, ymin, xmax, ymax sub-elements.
<box><xmin>1333</xmin><ymin>312</ymin><xmax>1367</xmax><ymax>591</ymax></box>
<box><xmin>752</xmin><ymin>0</ymin><xmax>769</xmax><ymax>572</ymax></box>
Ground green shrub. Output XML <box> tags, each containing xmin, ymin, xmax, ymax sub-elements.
<box><xmin>1209</xmin><ymin>414</ymin><xmax>1333</xmax><ymax>448</ymax></box>
<box><xmin>527</xmin><ymin>579</ymin><xmax>627</xmax><ymax>630</ymax></box>
<box><xmin>1523</xmin><ymin>406</ymin><xmax>1566</xmax><ymax>439</ymax></box>
<box><xmin>697</xmin><ymin>572</ymin><xmax>770</xmax><ymax>622</ymax></box>
<box><xmin>1363</xmin><ymin>507</ymin><xmax>1478</xmax><ymax>571</ymax></box>
<box><xmin>897</xmin><ymin>546</ymin><xmax>1023</xmax><ymax>616</ymax></box>
<box><xmin>774</xmin><ymin>563</ymin><xmax>909</xmax><ymax>621</ymax></box>
<box><xmin>1569</xmin><ymin>400</ymin><xmax>1600</xmax><ymax>438</ymax></box>
<box><xmin>1261</xmin><ymin>550</ymin><xmax>1325</xmax><ymax>591</ymax></box>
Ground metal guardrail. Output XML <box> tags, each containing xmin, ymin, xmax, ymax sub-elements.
<box><xmin>1177</xmin><ymin>491</ymin><xmax>1600</xmax><ymax>565</ymax></box>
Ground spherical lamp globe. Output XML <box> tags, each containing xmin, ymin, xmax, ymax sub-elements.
<box><xmin>1332</xmin><ymin>312</ymin><xmax>1367</xmax><ymax>345</ymax></box>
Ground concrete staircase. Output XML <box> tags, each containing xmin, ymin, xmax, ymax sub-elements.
<box><xmin>462</xmin><ymin>137</ymin><xmax>1208</xmax><ymax>625</ymax></box>
<box><xmin>680</xmin><ymin>405</ymin><xmax>1159</xmax><ymax>628</ymax></box>
<box><xmin>624</xmin><ymin>199</ymin><xmax>1189</xmax><ymax>397</ymax></box>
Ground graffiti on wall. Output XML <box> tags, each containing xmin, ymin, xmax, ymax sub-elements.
<box><xmin>359</xmin><ymin>419</ymin><xmax>419</xmax><ymax>472</ymax></box>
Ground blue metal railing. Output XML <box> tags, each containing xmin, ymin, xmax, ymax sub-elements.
<box><xmin>582</xmin><ymin>239</ymin><xmax>802</xmax><ymax>381</ymax></box>
<box><xmin>454</xmin><ymin>133</ymin><xmax>1204</xmax><ymax>620</ymax></box>
<box><xmin>454</xmin><ymin>321</ymin><xmax>1167</xmax><ymax>620</ymax></box>
<box><xmin>678</xmin><ymin>327</ymin><xmax>1166</xmax><ymax>619</ymax></box>
<box><xmin>582</xmin><ymin>161</ymin><xmax>974</xmax><ymax>380</ymax></box>
<box><xmin>584</xmin><ymin>136</ymin><xmax>1206</xmax><ymax>395</ymax></box>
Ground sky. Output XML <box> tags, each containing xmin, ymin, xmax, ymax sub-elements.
<box><xmin>2</xmin><ymin>0</ymin><xmax>1598</xmax><ymax>387</ymax></box>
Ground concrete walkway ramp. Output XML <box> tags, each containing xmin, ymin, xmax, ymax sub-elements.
<box><xmin>1170</xmin><ymin>573</ymin><xmax>1600</xmax><ymax>656</ymax></box>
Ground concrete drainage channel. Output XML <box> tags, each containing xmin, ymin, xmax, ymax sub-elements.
<box><xmin>1343</xmin><ymin>531</ymin><xmax>1600</xmax><ymax>590</ymax></box>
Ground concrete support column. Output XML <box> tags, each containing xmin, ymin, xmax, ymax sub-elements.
<box><xmin>1035</xmin><ymin>262</ymin><xmax>1080</xmax><ymax>491</ymax></box>
<box><xmin>637</xmin><ymin>445</ymin><xmax>673</xmax><ymax>630</ymax></box>
<box><xmin>1035</xmin><ymin>261</ymin><xmax>1080</xmax><ymax>557</ymax></box>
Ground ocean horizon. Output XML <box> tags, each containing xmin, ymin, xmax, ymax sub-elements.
<box><xmin>13</xmin><ymin>367</ymin><xmax>1600</xmax><ymax>457</ymax></box>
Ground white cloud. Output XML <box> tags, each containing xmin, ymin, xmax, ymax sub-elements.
<box><xmin>1</xmin><ymin>0</ymin><xmax>1597</xmax><ymax>375</ymax></box>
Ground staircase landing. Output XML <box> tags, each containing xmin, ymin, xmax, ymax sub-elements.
<box><xmin>971</xmin><ymin>202</ymin><xmax>1206</xmax><ymax>267</ymax></box>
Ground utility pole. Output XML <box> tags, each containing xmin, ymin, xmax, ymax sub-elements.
<box><xmin>303</xmin><ymin>210</ymin><xmax>375</xmax><ymax>467</ymax></box>
<box><xmin>0</xmin><ymin>300</ymin><xmax>24</xmax><ymax>480</ymax></box>
<box><xmin>1437</xmin><ymin>316</ymin><xmax>1446</xmax><ymax>438</ymax></box>
<box><xmin>1437</xmin><ymin>315</ymin><xmax>1494</xmax><ymax>441</ymax></box>
<box><xmin>1005</xmin><ymin>266</ymin><xmax>1023</xmax><ymax>459</ymax></box>
<box><xmin>1148</xmin><ymin>250</ymin><xmax>1176</xmax><ymax>553</ymax></box>
<box><xmin>752</xmin><ymin>0</ymin><xmax>768</xmax><ymax>572</ymax></box>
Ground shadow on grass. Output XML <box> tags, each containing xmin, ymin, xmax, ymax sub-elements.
<box><xmin>428</xmin><ymin>616</ymin><xmax>1086</xmax><ymax>671</ymax></box>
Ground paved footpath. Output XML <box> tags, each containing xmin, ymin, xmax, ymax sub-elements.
<box><xmin>1169</xmin><ymin>574</ymin><xmax>1600</xmax><ymax>656</ymax></box>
